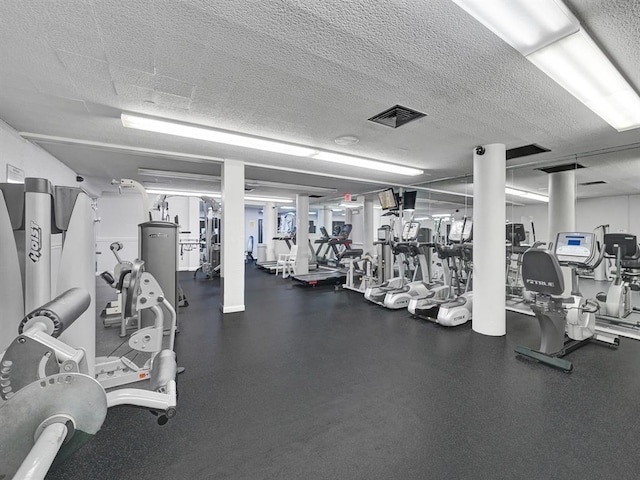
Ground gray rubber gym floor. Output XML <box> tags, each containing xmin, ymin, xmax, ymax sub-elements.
<box><xmin>47</xmin><ymin>266</ymin><xmax>640</xmax><ymax>480</ymax></box>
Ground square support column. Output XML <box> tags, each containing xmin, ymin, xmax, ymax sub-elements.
<box><xmin>295</xmin><ymin>194</ymin><xmax>309</xmax><ymax>274</ymax></box>
<box><xmin>363</xmin><ymin>199</ymin><xmax>375</xmax><ymax>256</ymax></box>
<box><xmin>323</xmin><ymin>207</ymin><xmax>333</xmax><ymax>234</ymax></box>
<box><xmin>220</xmin><ymin>159</ymin><xmax>245</xmax><ymax>313</ymax></box>
<box><xmin>264</xmin><ymin>202</ymin><xmax>277</xmax><ymax>262</ymax></box>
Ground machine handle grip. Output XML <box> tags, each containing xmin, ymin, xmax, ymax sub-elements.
<box><xmin>19</xmin><ymin>288</ymin><xmax>91</xmax><ymax>337</ymax></box>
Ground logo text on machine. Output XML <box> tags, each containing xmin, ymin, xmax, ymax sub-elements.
<box><xmin>28</xmin><ymin>220</ymin><xmax>42</xmax><ymax>263</ymax></box>
<box><xmin>526</xmin><ymin>279</ymin><xmax>555</xmax><ymax>287</ymax></box>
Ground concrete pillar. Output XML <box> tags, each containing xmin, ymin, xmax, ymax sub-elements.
<box><xmin>345</xmin><ymin>209</ymin><xmax>353</xmax><ymax>225</ymax></box>
<box><xmin>363</xmin><ymin>199</ymin><xmax>374</xmax><ymax>256</ymax></box>
<box><xmin>548</xmin><ymin>170</ymin><xmax>576</xmax><ymax>247</ymax></box>
<box><xmin>323</xmin><ymin>207</ymin><xmax>333</xmax><ymax>233</ymax></box>
<box><xmin>548</xmin><ymin>169</ymin><xmax>576</xmax><ymax>294</ymax></box>
<box><xmin>264</xmin><ymin>201</ymin><xmax>277</xmax><ymax>262</ymax></box>
<box><xmin>296</xmin><ymin>194</ymin><xmax>310</xmax><ymax>274</ymax></box>
<box><xmin>472</xmin><ymin>144</ymin><xmax>506</xmax><ymax>337</ymax></box>
<box><xmin>220</xmin><ymin>159</ymin><xmax>245</xmax><ymax>313</ymax></box>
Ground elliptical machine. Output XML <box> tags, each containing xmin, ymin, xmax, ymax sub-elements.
<box><xmin>515</xmin><ymin>232</ymin><xmax>619</xmax><ymax>372</ymax></box>
<box><xmin>596</xmin><ymin>233</ymin><xmax>640</xmax><ymax>321</ymax></box>
<box><xmin>408</xmin><ymin>218</ymin><xmax>473</xmax><ymax>326</ymax></box>
<box><xmin>382</xmin><ymin>223</ymin><xmax>433</xmax><ymax>309</ymax></box>
<box><xmin>364</xmin><ymin>221</ymin><xmax>420</xmax><ymax>306</ymax></box>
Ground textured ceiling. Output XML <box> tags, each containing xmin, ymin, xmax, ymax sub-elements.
<box><xmin>1</xmin><ymin>0</ymin><xmax>640</xmax><ymax>210</ymax></box>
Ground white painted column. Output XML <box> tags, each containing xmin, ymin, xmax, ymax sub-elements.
<box><xmin>548</xmin><ymin>170</ymin><xmax>576</xmax><ymax>247</ymax></box>
<box><xmin>323</xmin><ymin>207</ymin><xmax>333</xmax><ymax>233</ymax></box>
<box><xmin>345</xmin><ymin>208</ymin><xmax>353</xmax><ymax>225</ymax></box>
<box><xmin>295</xmin><ymin>194</ymin><xmax>309</xmax><ymax>274</ymax></box>
<box><xmin>363</xmin><ymin>199</ymin><xmax>374</xmax><ymax>256</ymax></box>
<box><xmin>472</xmin><ymin>144</ymin><xmax>506</xmax><ymax>336</ymax></box>
<box><xmin>264</xmin><ymin>201</ymin><xmax>277</xmax><ymax>262</ymax></box>
<box><xmin>548</xmin><ymin>169</ymin><xmax>576</xmax><ymax>294</ymax></box>
<box><xmin>220</xmin><ymin>159</ymin><xmax>245</xmax><ymax>313</ymax></box>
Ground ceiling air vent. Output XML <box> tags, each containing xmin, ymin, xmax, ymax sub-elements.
<box><xmin>579</xmin><ymin>180</ymin><xmax>607</xmax><ymax>186</ymax></box>
<box><xmin>506</xmin><ymin>144</ymin><xmax>550</xmax><ymax>160</ymax></box>
<box><xmin>368</xmin><ymin>105</ymin><xmax>426</xmax><ymax>128</ymax></box>
<box><xmin>536</xmin><ymin>163</ymin><xmax>585</xmax><ymax>174</ymax></box>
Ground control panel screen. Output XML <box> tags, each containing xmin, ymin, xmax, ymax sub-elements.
<box><xmin>402</xmin><ymin>222</ymin><xmax>420</xmax><ymax>240</ymax></box>
<box><xmin>555</xmin><ymin>232</ymin><xmax>594</xmax><ymax>263</ymax></box>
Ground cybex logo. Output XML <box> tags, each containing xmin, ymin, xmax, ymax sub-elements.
<box><xmin>526</xmin><ymin>279</ymin><xmax>554</xmax><ymax>287</ymax></box>
<box><xmin>28</xmin><ymin>220</ymin><xmax>42</xmax><ymax>263</ymax></box>
<box><xmin>149</xmin><ymin>233</ymin><xmax>169</xmax><ymax>239</ymax></box>
<box><xmin>454</xmin><ymin>314</ymin><xmax>466</xmax><ymax>322</ymax></box>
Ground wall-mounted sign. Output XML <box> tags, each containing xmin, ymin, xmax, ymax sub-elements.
<box><xmin>6</xmin><ymin>164</ymin><xmax>25</xmax><ymax>184</ymax></box>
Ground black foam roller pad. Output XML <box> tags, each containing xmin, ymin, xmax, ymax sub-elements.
<box><xmin>19</xmin><ymin>288</ymin><xmax>91</xmax><ymax>337</ymax></box>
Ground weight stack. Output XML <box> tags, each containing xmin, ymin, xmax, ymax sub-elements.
<box><xmin>139</xmin><ymin>221</ymin><xmax>178</xmax><ymax>330</ymax></box>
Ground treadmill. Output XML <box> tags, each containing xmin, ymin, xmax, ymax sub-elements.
<box><xmin>314</xmin><ymin>226</ymin><xmax>332</xmax><ymax>265</ymax></box>
<box><xmin>256</xmin><ymin>234</ymin><xmax>295</xmax><ymax>271</ymax></box>
<box><xmin>292</xmin><ymin>224</ymin><xmax>355</xmax><ymax>286</ymax></box>
<box><xmin>258</xmin><ymin>234</ymin><xmax>319</xmax><ymax>274</ymax></box>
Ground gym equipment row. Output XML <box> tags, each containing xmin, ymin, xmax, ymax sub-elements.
<box><xmin>0</xmin><ymin>179</ymin><xmax>180</xmax><ymax>479</ymax></box>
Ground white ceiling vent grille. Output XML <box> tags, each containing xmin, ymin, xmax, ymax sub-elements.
<box><xmin>368</xmin><ymin>105</ymin><xmax>426</xmax><ymax>128</ymax></box>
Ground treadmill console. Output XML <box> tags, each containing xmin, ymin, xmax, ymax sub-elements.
<box><xmin>506</xmin><ymin>223</ymin><xmax>526</xmax><ymax>246</ymax></box>
<box><xmin>448</xmin><ymin>220</ymin><xmax>472</xmax><ymax>243</ymax></box>
<box><xmin>401</xmin><ymin>222</ymin><xmax>420</xmax><ymax>241</ymax></box>
<box><xmin>377</xmin><ymin>225</ymin><xmax>392</xmax><ymax>241</ymax></box>
<box><xmin>554</xmin><ymin>232</ymin><xmax>595</xmax><ymax>265</ymax></box>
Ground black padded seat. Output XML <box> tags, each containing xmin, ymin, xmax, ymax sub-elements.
<box><xmin>521</xmin><ymin>249</ymin><xmax>564</xmax><ymax>296</ymax></box>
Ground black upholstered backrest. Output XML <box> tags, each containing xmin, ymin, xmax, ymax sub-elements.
<box><xmin>522</xmin><ymin>248</ymin><xmax>564</xmax><ymax>295</ymax></box>
<box><xmin>604</xmin><ymin>233</ymin><xmax>638</xmax><ymax>258</ymax></box>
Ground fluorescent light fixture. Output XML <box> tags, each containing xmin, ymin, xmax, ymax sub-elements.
<box><xmin>244</xmin><ymin>195</ymin><xmax>294</xmax><ymax>203</ymax></box>
<box><xmin>311</xmin><ymin>152</ymin><xmax>423</xmax><ymax>176</ymax></box>
<box><xmin>332</xmin><ymin>208</ymin><xmax>345</xmax><ymax>212</ymax></box>
<box><xmin>278</xmin><ymin>206</ymin><xmax>296</xmax><ymax>210</ymax></box>
<box><xmin>146</xmin><ymin>188</ymin><xmax>293</xmax><ymax>203</ymax></box>
<box><xmin>147</xmin><ymin>188</ymin><xmax>219</xmax><ymax>198</ymax></box>
<box><xmin>309</xmin><ymin>211</ymin><xmax>317</xmax><ymax>215</ymax></box>
<box><xmin>505</xmin><ymin>187</ymin><xmax>549</xmax><ymax>202</ymax></box>
<box><xmin>244</xmin><ymin>179</ymin><xmax>337</xmax><ymax>194</ymax></box>
<box><xmin>451</xmin><ymin>0</ymin><xmax>579</xmax><ymax>56</ymax></box>
<box><xmin>138</xmin><ymin>168</ymin><xmax>220</xmax><ymax>182</ymax></box>
<box><xmin>432</xmin><ymin>213</ymin><xmax>452</xmax><ymax>218</ymax></box>
<box><xmin>452</xmin><ymin>0</ymin><xmax>640</xmax><ymax>132</ymax></box>
<box><xmin>122</xmin><ymin>113</ymin><xmax>316</xmax><ymax>157</ymax></box>
<box><xmin>415</xmin><ymin>216</ymin><xmax>431</xmax><ymax>221</ymax></box>
<box><xmin>139</xmin><ymin>168</ymin><xmax>336</xmax><ymax>193</ymax></box>
<box><xmin>527</xmin><ymin>30</ymin><xmax>640</xmax><ymax>132</ymax></box>
<box><xmin>122</xmin><ymin>113</ymin><xmax>424</xmax><ymax>176</ymax></box>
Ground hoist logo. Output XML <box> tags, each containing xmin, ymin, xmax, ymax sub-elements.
<box><xmin>28</xmin><ymin>220</ymin><xmax>42</xmax><ymax>263</ymax></box>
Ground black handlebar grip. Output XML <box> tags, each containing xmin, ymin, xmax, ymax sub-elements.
<box><xmin>19</xmin><ymin>288</ymin><xmax>91</xmax><ymax>337</ymax></box>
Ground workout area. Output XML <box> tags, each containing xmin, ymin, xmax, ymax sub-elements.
<box><xmin>2</xmin><ymin>1</ymin><xmax>640</xmax><ymax>479</ymax></box>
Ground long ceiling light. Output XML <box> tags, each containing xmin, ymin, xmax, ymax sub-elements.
<box><xmin>145</xmin><ymin>188</ymin><xmax>294</xmax><ymax>203</ymax></box>
<box><xmin>138</xmin><ymin>168</ymin><xmax>337</xmax><ymax>193</ymax></box>
<box><xmin>138</xmin><ymin>168</ymin><xmax>221</xmax><ymax>182</ymax></box>
<box><xmin>505</xmin><ymin>187</ymin><xmax>549</xmax><ymax>203</ymax></box>
<box><xmin>451</xmin><ymin>0</ymin><xmax>640</xmax><ymax>132</ymax></box>
<box><xmin>122</xmin><ymin>113</ymin><xmax>424</xmax><ymax>176</ymax></box>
